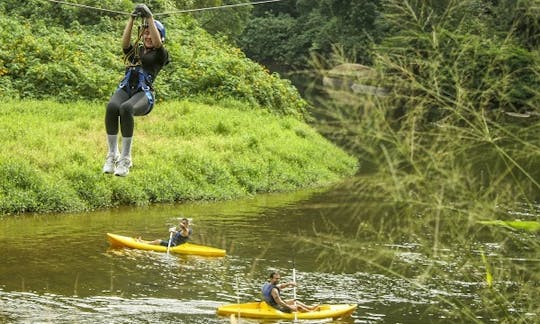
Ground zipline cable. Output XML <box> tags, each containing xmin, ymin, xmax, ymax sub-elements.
<box><xmin>154</xmin><ymin>0</ymin><xmax>286</xmax><ymax>17</ymax></box>
<box><xmin>46</xmin><ymin>0</ymin><xmax>130</xmax><ymax>15</ymax></box>
<box><xmin>44</xmin><ymin>0</ymin><xmax>287</xmax><ymax>17</ymax></box>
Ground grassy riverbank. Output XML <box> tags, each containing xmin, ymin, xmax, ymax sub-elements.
<box><xmin>0</xmin><ymin>99</ymin><xmax>357</xmax><ymax>215</ymax></box>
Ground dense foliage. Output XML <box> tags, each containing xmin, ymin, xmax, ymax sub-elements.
<box><xmin>0</xmin><ymin>0</ymin><xmax>308</xmax><ymax>118</ymax></box>
<box><xmin>376</xmin><ymin>0</ymin><xmax>540</xmax><ymax>119</ymax></box>
<box><xmin>239</xmin><ymin>0</ymin><xmax>382</xmax><ymax>68</ymax></box>
<box><xmin>317</xmin><ymin>0</ymin><xmax>540</xmax><ymax>197</ymax></box>
<box><xmin>238</xmin><ymin>0</ymin><xmax>540</xmax><ymax>82</ymax></box>
<box><xmin>307</xmin><ymin>1</ymin><xmax>540</xmax><ymax>322</ymax></box>
<box><xmin>182</xmin><ymin>0</ymin><xmax>252</xmax><ymax>41</ymax></box>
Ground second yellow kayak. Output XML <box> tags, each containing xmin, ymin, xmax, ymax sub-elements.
<box><xmin>217</xmin><ymin>301</ymin><xmax>357</xmax><ymax>320</ymax></box>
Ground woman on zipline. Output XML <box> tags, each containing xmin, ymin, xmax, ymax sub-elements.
<box><xmin>103</xmin><ymin>4</ymin><xmax>169</xmax><ymax>176</ymax></box>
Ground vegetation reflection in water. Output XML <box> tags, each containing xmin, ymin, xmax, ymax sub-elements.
<box><xmin>1</xmin><ymin>180</ymin><xmax>538</xmax><ymax>323</ymax></box>
<box><xmin>0</xmin><ymin>187</ymin><xmax>364</xmax><ymax>323</ymax></box>
<box><xmin>292</xmin><ymin>178</ymin><xmax>539</xmax><ymax>323</ymax></box>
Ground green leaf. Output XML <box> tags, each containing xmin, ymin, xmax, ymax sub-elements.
<box><xmin>478</xmin><ymin>220</ymin><xmax>540</xmax><ymax>232</ymax></box>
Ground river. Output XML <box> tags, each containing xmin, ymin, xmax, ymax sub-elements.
<box><xmin>0</xmin><ymin>177</ymin><xmax>537</xmax><ymax>323</ymax></box>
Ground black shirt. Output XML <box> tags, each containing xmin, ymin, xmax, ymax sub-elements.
<box><xmin>123</xmin><ymin>45</ymin><xmax>169</xmax><ymax>85</ymax></box>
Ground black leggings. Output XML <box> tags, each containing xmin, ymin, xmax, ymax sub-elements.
<box><xmin>105</xmin><ymin>89</ymin><xmax>153</xmax><ymax>137</ymax></box>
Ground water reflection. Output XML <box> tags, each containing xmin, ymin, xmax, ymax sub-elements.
<box><xmin>0</xmin><ymin>290</ymin><xmax>224</xmax><ymax>324</ymax></box>
<box><xmin>0</xmin><ymin>187</ymin><xmax>363</xmax><ymax>323</ymax></box>
<box><xmin>1</xmin><ymin>179</ymin><xmax>538</xmax><ymax>322</ymax></box>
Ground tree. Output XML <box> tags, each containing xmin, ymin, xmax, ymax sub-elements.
<box><xmin>252</xmin><ymin>0</ymin><xmax>297</xmax><ymax>17</ymax></box>
<box><xmin>239</xmin><ymin>14</ymin><xmax>299</xmax><ymax>67</ymax></box>
<box><xmin>239</xmin><ymin>0</ymin><xmax>382</xmax><ymax>69</ymax></box>
<box><xmin>179</xmin><ymin>0</ymin><xmax>253</xmax><ymax>42</ymax></box>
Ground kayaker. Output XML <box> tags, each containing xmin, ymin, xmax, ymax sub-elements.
<box><xmin>262</xmin><ymin>271</ymin><xmax>319</xmax><ymax>313</ymax></box>
<box><xmin>148</xmin><ymin>218</ymin><xmax>192</xmax><ymax>247</ymax></box>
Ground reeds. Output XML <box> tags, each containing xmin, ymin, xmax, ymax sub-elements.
<box><xmin>304</xmin><ymin>0</ymin><xmax>540</xmax><ymax>321</ymax></box>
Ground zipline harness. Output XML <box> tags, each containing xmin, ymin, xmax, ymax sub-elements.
<box><xmin>118</xmin><ymin>66</ymin><xmax>155</xmax><ymax>107</ymax></box>
<box><xmin>115</xmin><ymin>15</ymin><xmax>155</xmax><ymax>108</ymax></box>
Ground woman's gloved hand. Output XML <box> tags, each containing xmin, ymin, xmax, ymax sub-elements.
<box><xmin>135</xmin><ymin>4</ymin><xmax>153</xmax><ymax>18</ymax></box>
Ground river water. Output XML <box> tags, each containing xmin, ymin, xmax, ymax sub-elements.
<box><xmin>0</xmin><ymin>178</ymin><xmax>537</xmax><ymax>323</ymax></box>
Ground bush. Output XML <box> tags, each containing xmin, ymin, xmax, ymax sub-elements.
<box><xmin>0</xmin><ymin>100</ymin><xmax>357</xmax><ymax>215</ymax></box>
<box><xmin>0</xmin><ymin>13</ymin><xmax>308</xmax><ymax>119</ymax></box>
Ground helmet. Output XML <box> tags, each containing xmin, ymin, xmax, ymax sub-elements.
<box><xmin>154</xmin><ymin>20</ymin><xmax>166</xmax><ymax>42</ymax></box>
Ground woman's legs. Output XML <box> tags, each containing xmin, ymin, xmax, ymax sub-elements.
<box><xmin>103</xmin><ymin>90</ymin><xmax>129</xmax><ymax>173</ymax></box>
<box><xmin>118</xmin><ymin>91</ymin><xmax>151</xmax><ymax>137</ymax></box>
<box><xmin>285</xmin><ymin>300</ymin><xmax>319</xmax><ymax>312</ymax></box>
<box><xmin>114</xmin><ymin>91</ymin><xmax>152</xmax><ymax>176</ymax></box>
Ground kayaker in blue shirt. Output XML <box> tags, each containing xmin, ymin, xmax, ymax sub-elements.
<box><xmin>148</xmin><ymin>218</ymin><xmax>192</xmax><ymax>246</ymax></box>
<box><xmin>261</xmin><ymin>271</ymin><xmax>319</xmax><ymax>313</ymax></box>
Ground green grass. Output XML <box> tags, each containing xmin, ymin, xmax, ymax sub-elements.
<box><xmin>0</xmin><ymin>99</ymin><xmax>358</xmax><ymax>215</ymax></box>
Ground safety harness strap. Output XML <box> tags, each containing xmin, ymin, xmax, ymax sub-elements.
<box><xmin>117</xmin><ymin>66</ymin><xmax>155</xmax><ymax>111</ymax></box>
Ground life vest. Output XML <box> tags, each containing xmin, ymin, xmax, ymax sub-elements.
<box><xmin>262</xmin><ymin>283</ymin><xmax>279</xmax><ymax>306</ymax></box>
<box><xmin>171</xmin><ymin>228</ymin><xmax>192</xmax><ymax>246</ymax></box>
<box><xmin>117</xmin><ymin>66</ymin><xmax>154</xmax><ymax>112</ymax></box>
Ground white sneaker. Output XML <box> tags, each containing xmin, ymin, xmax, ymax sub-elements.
<box><xmin>103</xmin><ymin>153</ymin><xmax>118</xmax><ymax>174</ymax></box>
<box><xmin>114</xmin><ymin>157</ymin><xmax>132</xmax><ymax>177</ymax></box>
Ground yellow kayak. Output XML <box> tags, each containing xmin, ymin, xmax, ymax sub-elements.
<box><xmin>217</xmin><ymin>301</ymin><xmax>357</xmax><ymax>320</ymax></box>
<box><xmin>106</xmin><ymin>233</ymin><xmax>226</xmax><ymax>257</ymax></box>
